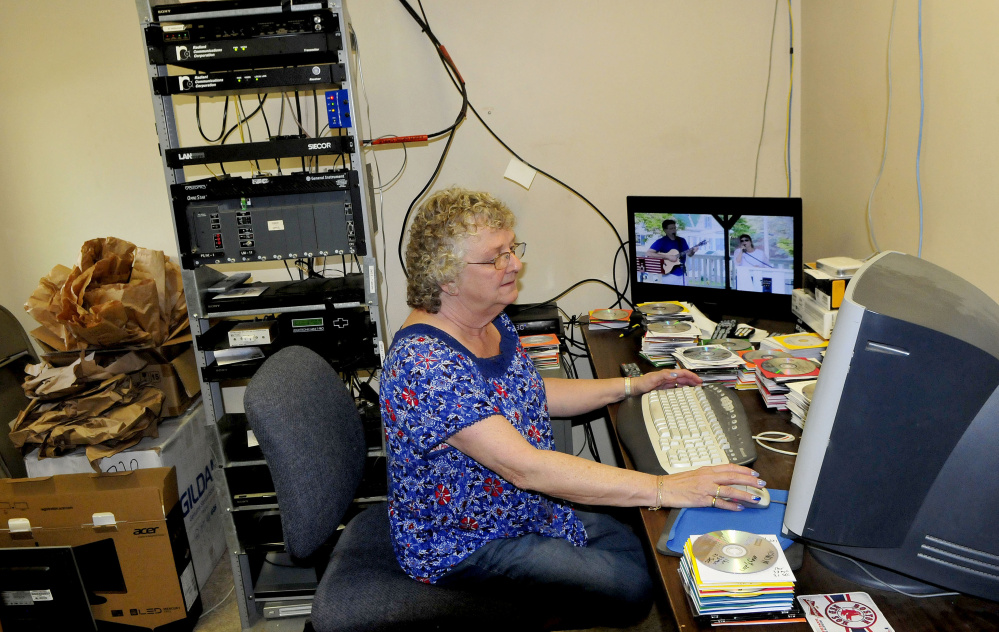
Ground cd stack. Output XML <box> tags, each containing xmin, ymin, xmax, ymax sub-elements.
<box><xmin>588</xmin><ymin>308</ymin><xmax>632</xmax><ymax>330</ymax></box>
<box><xmin>519</xmin><ymin>333</ymin><xmax>561</xmax><ymax>371</ymax></box>
<box><xmin>735</xmin><ymin>349</ymin><xmax>795</xmax><ymax>391</ymax></box>
<box><xmin>756</xmin><ymin>357</ymin><xmax>821</xmax><ymax>410</ymax></box>
<box><xmin>640</xmin><ymin>321</ymin><xmax>700</xmax><ymax>368</ymax></box>
<box><xmin>672</xmin><ymin>345</ymin><xmax>744</xmax><ymax>386</ymax></box>
<box><xmin>679</xmin><ymin>530</ymin><xmax>801</xmax><ymax>625</ymax></box>
<box><xmin>759</xmin><ymin>332</ymin><xmax>828</xmax><ymax>361</ymax></box>
<box><xmin>785</xmin><ymin>380</ymin><xmax>816</xmax><ymax>429</ymax></box>
<box><xmin>636</xmin><ymin>301</ymin><xmax>694</xmax><ymax>327</ymax></box>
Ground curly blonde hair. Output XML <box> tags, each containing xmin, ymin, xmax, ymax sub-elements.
<box><xmin>406</xmin><ymin>187</ymin><xmax>516</xmax><ymax>312</ymax></box>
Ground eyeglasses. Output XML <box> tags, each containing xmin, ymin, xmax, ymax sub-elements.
<box><xmin>466</xmin><ymin>242</ymin><xmax>527</xmax><ymax>270</ymax></box>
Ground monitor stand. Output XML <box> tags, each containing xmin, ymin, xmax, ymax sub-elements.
<box><xmin>809</xmin><ymin>547</ymin><xmax>950</xmax><ymax>595</ymax></box>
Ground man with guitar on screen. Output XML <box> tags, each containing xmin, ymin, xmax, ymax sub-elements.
<box><xmin>645</xmin><ymin>218</ymin><xmax>703</xmax><ymax>286</ymax></box>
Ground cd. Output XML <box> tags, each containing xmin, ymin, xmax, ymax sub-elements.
<box><xmin>703</xmin><ymin>338</ymin><xmax>752</xmax><ymax>352</ymax></box>
<box><xmin>761</xmin><ymin>357</ymin><xmax>818</xmax><ymax>376</ymax></box>
<box><xmin>780</xmin><ymin>333</ymin><xmax>825</xmax><ymax>348</ymax></box>
<box><xmin>742</xmin><ymin>349</ymin><xmax>794</xmax><ymax>364</ymax></box>
<box><xmin>520</xmin><ymin>335</ymin><xmax>555</xmax><ymax>345</ymax></box>
<box><xmin>638</xmin><ymin>302</ymin><xmax>683</xmax><ymax>316</ymax></box>
<box><xmin>591</xmin><ymin>309</ymin><xmax>629</xmax><ymax>321</ymax></box>
<box><xmin>648</xmin><ymin>321</ymin><xmax>694</xmax><ymax>335</ymax></box>
<box><xmin>682</xmin><ymin>346</ymin><xmax>732</xmax><ymax>362</ymax></box>
<box><xmin>802</xmin><ymin>382</ymin><xmax>816</xmax><ymax>401</ymax></box>
<box><xmin>691</xmin><ymin>530</ymin><xmax>778</xmax><ymax>574</ymax></box>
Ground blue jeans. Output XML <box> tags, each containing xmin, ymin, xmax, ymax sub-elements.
<box><xmin>436</xmin><ymin>510</ymin><xmax>654</xmax><ymax>627</ymax></box>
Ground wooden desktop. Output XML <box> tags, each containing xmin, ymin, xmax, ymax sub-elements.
<box><xmin>581</xmin><ymin>323</ymin><xmax>999</xmax><ymax>632</ymax></box>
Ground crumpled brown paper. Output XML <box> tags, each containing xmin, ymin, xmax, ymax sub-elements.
<box><xmin>24</xmin><ymin>237</ymin><xmax>188</xmax><ymax>351</ymax></box>
<box><xmin>10</xmin><ymin>353</ymin><xmax>164</xmax><ymax>471</ymax></box>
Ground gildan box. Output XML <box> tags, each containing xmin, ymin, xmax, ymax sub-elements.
<box><xmin>23</xmin><ymin>403</ymin><xmax>225</xmax><ymax>592</ymax></box>
<box><xmin>0</xmin><ymin>468</ymin><xmax>202</xmax><ymax>631</ymax></box>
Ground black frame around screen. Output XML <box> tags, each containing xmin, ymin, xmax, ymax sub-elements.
<box><xmin>627</xmin><ymin>196</ymin><xmax>803</xmax><ymax>321</ymax></box>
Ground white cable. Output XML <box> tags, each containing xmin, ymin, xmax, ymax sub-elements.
<box><xmin>752</xmin><ymin>430</ymin><xmax>797</xmax><ymax>456</ymax></box>
<box><xmin>198</xmin><ymin>585</ymin><xmax>235</xmax><ymax>618</ymax></box>
<box><xmin>866</xmin><ymin>0</ymin><xmax>897</xmax><ymax>254</ymax></box>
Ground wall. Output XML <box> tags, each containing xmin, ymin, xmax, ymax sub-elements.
<box><xmin>801</xmin><ymin>1</ymin><xmax>999</xmax><ymax>301</ymax></box>
<box><xmin>0</xmin><ymin>0</ymin><xmax>800</xmax><ymax>343</ymax></box>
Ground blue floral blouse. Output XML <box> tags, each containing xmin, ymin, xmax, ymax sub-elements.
<box><xmin>380</xmin><ymin>312</ymin><xmax>586</xmax><ymax>583</ymax></box>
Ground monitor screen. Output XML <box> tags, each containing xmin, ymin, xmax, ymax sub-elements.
<box><xmin>627</xmin><ymin>196</ymin><xmax>802</xmax><ymax>320</ymax></box>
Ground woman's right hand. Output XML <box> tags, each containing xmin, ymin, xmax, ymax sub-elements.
<box><xmin>661</xmin><ymin>464</ymin><xmax>765</xmax><ymax>511</ymax></box>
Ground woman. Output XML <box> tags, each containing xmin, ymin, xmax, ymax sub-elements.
<box><xmin>380</xmin><ymin>187</ymin><xmax>765</xmax><ymax>624</ymax></box>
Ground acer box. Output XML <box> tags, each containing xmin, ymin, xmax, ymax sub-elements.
<box><xmin>23</xmin><ymin>403</ymin><xmax>224</xmax><ymax>592</ymax></box>
<box><xmin>0</xmin><ymin>468</ymin><xmax>202</xmax><ymax>631</ymax></box>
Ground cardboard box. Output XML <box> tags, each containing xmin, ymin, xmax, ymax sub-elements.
<box><xmin>0</xmin><ymin>468</ymin><xmax>202</xmax><ymax>631</ymax></box>
<box><xmin>23</xmin><ymin>402</ymin><xmax>225</xmax><ymax>593</ymax></box>
<box><xmin>802</xmin><ymin>263</ymin><xmax>853</xmax><ymax>310</ymax></box>
<box><xmin>29</xmin><ymin>331</ymin><xmax>200</xmax><ymax>418</ymax></box>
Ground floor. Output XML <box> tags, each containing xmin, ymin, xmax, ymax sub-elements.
<box><xmin>191</xmin><ymin>552</ymin><xmax>673</xmax><ymax>632</ymax></box>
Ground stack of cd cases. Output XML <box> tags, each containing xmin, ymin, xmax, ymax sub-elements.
<box><xmin>679</xmin><ymin>530</ymin><xmax>804</xmax><ymax>625</ymax></box>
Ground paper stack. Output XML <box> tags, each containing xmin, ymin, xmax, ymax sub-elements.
<box><xmin>588</xmin><ymin>308</ymin><xmax>632</xmax><ymax>330</ymax></box>
<box><xmin>785</xmin><ymin>380</ymin><xmax>816</xmax><ymax>429</ymax></box>
<box><xmin>519</xmin><ymin>333</ymin><xmax>561</xmax><ymax>371</ymax></box>
<box><xmin>679</xmin><ymin>531</ymin><xmax>802</xmax><ymax>626</ymax></box>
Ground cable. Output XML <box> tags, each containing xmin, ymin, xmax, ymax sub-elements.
<box><xmin>198</xmin><ymin>585</ymin><xmax>234</xmax><ymax>618</ymax></box>
<box><xmin>196</xmin><ymin>95</ymin><xmax>229</xmax><ymax>143</ymax></box>
<box><xmin>916</xmin><ymin>0</ymin><xmax>925</xmax><ymax>257</ymax></box>
<box><xmin>784</xmin><ymin>0</ymin><xmax>794</xmax><ymax>197</ymax></box>
<box><xmin>752</xmin><ymin>430</ymin><xmax>797</xmax><ymax>456</ymax></box>
<box><xmin>753</xmin><ymin>1</ymin><xmax>780</xmax><ymax>197</ymax></box>
<box><xmin>866</xmin><ymin>0</ymin><xmax>898</xmax><ymax>255</ymax></box>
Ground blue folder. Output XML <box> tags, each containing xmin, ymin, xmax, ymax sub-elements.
<box><xmin>657</xmin><ymin>488</ymin><xmax>795</xmax><ymax>555</ymax></box>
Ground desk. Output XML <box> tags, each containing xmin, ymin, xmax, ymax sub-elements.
<box><xmin>581</xmin><ymin>323</ymin><xmax>999</xmax><ymax>632</ymax></box>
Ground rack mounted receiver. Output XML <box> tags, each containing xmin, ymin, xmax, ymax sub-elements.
<box><xmin>153</xmin><ymin>64</ymin><xmax>345</xmax><ymax>96</ymax></box>
<box><xmin>165</xmin><ymin>136</ymin><xmax>353</xmax><ymax>167</ymax></box>
<box><xmin>172</xmin><ymin>170</ymin><xmax>352</xmax><ymax>203</ymax></box>
<box><xmin>145</xmin><ymin>28</ymin><xmax>341</xmax><ymax>72</ymax></box>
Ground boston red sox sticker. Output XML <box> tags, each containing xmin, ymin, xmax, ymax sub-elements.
<box><xmin>797</xmin><ymin>592</ymin><xmax>895</xmax><ymax>632</ymax></box>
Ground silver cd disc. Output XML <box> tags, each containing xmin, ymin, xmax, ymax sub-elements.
<box><xmin>682</xmin><ymin>346</ymin><xmax>732</xmax><ymax>362</ymax></box>
<box><xmin>742</xmin><ymin>349</ymin><xmax>794</xmax><ymax>363</ymax></box>
<box><xmin>802</xmin><ymin>382</ymin><xmax>816</xmax><ymax>401</ymax></box>
<box><xmin>520</xmin><ymin>335</ymin><xmax>554</xmax><ymax>345</ymax></box>
<box><xmin>780</xmin><ymin>333</ymin><xmax>825</xmax><ymax>347</ymax></box>
<box><xmin>691</xmin><ymin>530</ymin><xmax>778</xmax><ymax>574</ymax></box>
<box><xmin>760</xmin><ymin>357</ymin><xmax>818</xmax><ymax>376</ymax></box>
<box><xmin>639</xmin><ymin>302</ymin><xmax>683</xmax><ymax>315</ymax></box>
<box><xmin>591</xmin><ymin>309</ymin><xmax>629</xmax><ymax>321</ymax></box>
<box><xmin>648</xmin><ymin>321</ymin><xmax>694</xmax><ymax>334</ymax></box>
<box><xmin>703</xmin><ymin>338</ymin><xmax>752</xmax><ymax>352</ymax></box>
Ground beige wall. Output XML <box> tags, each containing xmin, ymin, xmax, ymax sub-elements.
<box><xmin>801</xmin><ymin>1</ymin><xmax>999</xmax><ymax>302</ymax></box>
<box><xmin>4</xmin><ymin>1</ymin><xmax>801</xmax><ymax>342</ymax></box>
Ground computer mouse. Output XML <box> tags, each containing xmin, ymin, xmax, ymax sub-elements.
<box><xmin>726</xmin><ymin>485</ymin><xmax>770</xmax><ymax>508</ymax></box>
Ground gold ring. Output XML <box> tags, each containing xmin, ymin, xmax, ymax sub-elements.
<box><xmin>714</xmin><ymin>485</ymin><xmax>721</xmax><ymax>498</ymax></box>
<box><xmin>711</xmin><ymin>497</ymin><xmax>717</xmax><ymax>508</ymax></box>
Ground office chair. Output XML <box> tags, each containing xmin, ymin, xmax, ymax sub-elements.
<box><xmin>243</xmin><ymin>346</ymin><xmax>587</xmax><ymax>632</ymax></box>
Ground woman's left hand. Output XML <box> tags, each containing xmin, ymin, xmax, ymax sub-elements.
<box><xmin>633</xmin><ymin>368</ymin><xmax>702</xmax><ymax>395</ymax></box>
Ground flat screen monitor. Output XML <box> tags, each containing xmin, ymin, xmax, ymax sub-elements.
<box><xmin>0</xmin><ymin>546</ymin><xmax>98</xmax><ymax>632</ymax></box>
<box><xmin>784</xmin><ymin>251</ymin><xmax>999</xmax><ymax>601</ymax></box>
<box><xmin>626</xmin><ymin>196</ymin><xmax>803</xmax><ymax>320</ymax></box>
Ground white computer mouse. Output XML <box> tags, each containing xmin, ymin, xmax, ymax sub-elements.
<box><xmin>726</xmin><ymin>485</ymin><xmax>770</xmax><ymax>509</ymax></box>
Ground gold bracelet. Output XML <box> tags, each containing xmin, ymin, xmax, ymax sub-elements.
<box><xmin>624</xmin><ymin>376</ymin><xmax>632</xmax><ymax>398</ymax></box>
<box><xmin>648</xmin><ymin>475</ymin><xmax>663</xmax><ymax>511</ymax></box>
